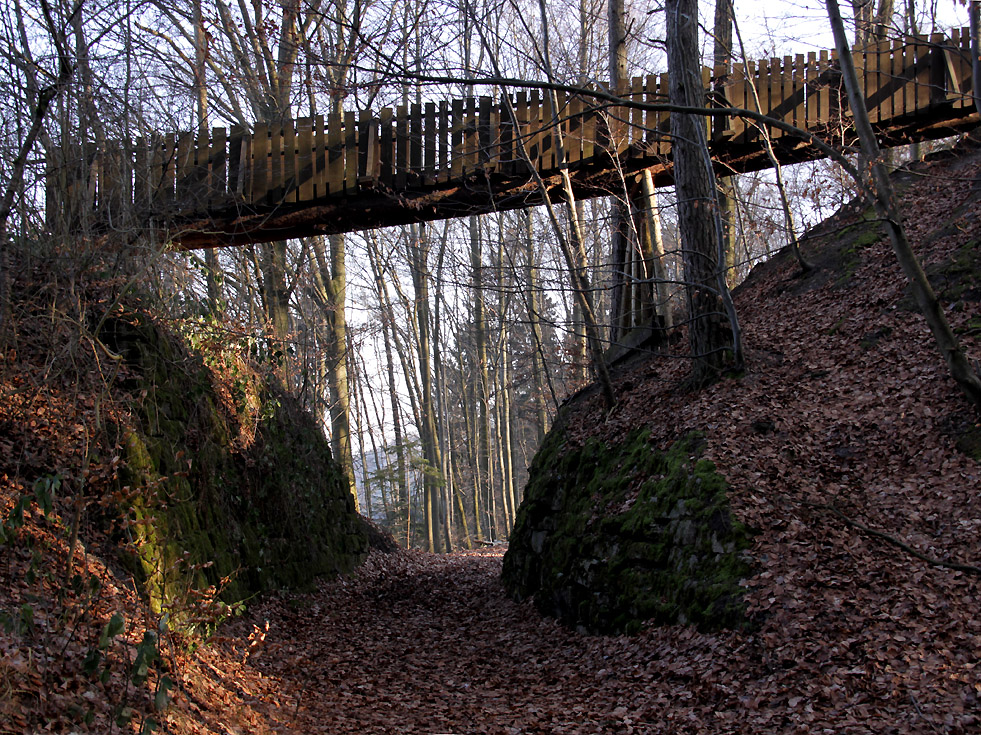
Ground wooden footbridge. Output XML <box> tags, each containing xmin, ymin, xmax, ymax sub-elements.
<box><xmin>46</xmin><ymin>29</ymin><xmax>978</xmax><ymax>249</ymax></box>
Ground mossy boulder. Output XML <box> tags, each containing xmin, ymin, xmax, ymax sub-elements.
<box><xmin>502</xmin><ymin>414</ymin><xmax>752</xmax><ymax>634</ymax></box>
<box><xmin>100</xmin><ymin>309</ymin><xmax>367</xmax><ymax>617</ymax></box>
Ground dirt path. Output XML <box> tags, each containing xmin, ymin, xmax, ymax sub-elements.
<box><xmin>183</xmin><ymin>548</ymin><xmax>745</xmax><ymax>734</ymax></box>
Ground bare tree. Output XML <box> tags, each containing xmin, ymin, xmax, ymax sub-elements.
<box><xmin>828</xmin><ymin>0</ymin><xmax>981</xmax><ymax>410</ymax></box>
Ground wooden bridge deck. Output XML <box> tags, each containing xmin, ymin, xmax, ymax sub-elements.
<box><xmin>46</xmin><ymin>29</ymin><xmax>978</xmax><ymax>248</ymax></box>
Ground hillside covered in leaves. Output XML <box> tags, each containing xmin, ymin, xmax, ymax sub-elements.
<box><xmin>2</xmin><ymin>135</ymin><xmax>980</xmax><ymax>732</ymax></box>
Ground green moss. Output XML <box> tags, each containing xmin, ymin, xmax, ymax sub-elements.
<box><xmin>834</xmin><ymin>215</ymin><xmax>884</xmax><ymax>288</ymax></box>
<box><xmin>101</xmin><ymin>310</ymin><xmax>367</xmax><ymax>625</ymax></box>
<box><xmin>502</xmin><ymin>418</ymin><xmax>752</xmax><ymax>634</ymax></box>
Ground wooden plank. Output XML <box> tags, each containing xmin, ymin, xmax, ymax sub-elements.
<box><xmin>313</xmin><ymin>114</ymin><xmax>326</xmax><ymax>198</ymax></box>
<box><xmin>527</xmin><ymin>91</ymin><xmax>541</xmax><ymax>170</ymax></box>
<box><xmin>793</xmin><ymin>54</ymin><xmax>806</xmax><ymax>128</ymax></box>
<box><xmin>360</xmin><ymin>110</ymin><xmax>378</xmax><ymax>184</ymax></box>
<box><xmin>464</xmin><ymin>97</ymin><xmax>478</xmax><ymax>173</ymax></box>
<box><xmin>929</xmin><ymin>32</ymin><xmax>946</xmax><ymax>105</ymax></box>
<box><xmin>499</xmin><ymin>96</ymin><xmax>514</xmax><ymax>174</ymax></box>
<box><xmin>425</xmin><ymin>102</ymin><xmax>437</xmax><ymax>185</ymax></box>
<box><xmin>862</xmin><ymin>43</ymin><xmax>873</xmax><ymax>120</ymax></box>
<box><xmin>212</xmin><ymin>127</ymin><xmax>227</xmax><ymax>203</ymax></box>
<box><xmin>712</xmin><ymin>63</ymin><xmax>727</xmax><ymax>139</ymax></box>
<box><xmin>944</xmin><ymin>34</ymin><xmax>963</xmax><ymax>105</ymax></box>
<box><xmin>176</xmin><ymin>132</ymin><xmax>195</xmax><ymax>206</ymax></box>
<box><xmin>478</xmin><ymin>95</ymin><xmax>493</xmax><ymax>169</ymax></box>
<box><xmin>379</xmin><ymin>108</ymin><xmax>394</xmax><ymax>187</ymax></box>
<box><xmin>438</xmin><ymin>101</ymin><xmax>449</xmax><ymax>181</ymax></box>
<box><xmin>450</xmin><ymin>99</ymin><xmax>463</xmax><ymax>175</ymax></box>
<box><xmin>270</xmin><ymin>124</ymin><xmax>285</xmax><ymax>204</ymax></box>
<box><xmin>194</xmin><ymin>127</ymin><xmax>210</xmax><ymax>200</ymax></box>
<box><xmin>133</xmin><ymin>138</ymin><xmax>147</xmax><ymax>209</ymax></box>
<box><xmin>642</xmin><ymin>74</ymin><xmax>657</xmax><ymax>153</ymax></box>
<box><xmin>851</xmin><ymin>46</ymin><xmax>866</xmax><ymax>124</ymax></box>
<box><xmin>283</xmin><ymin>120</ymin><xmax>297</xmax><ymax>203</ymax></box>
<box><xmin>914</xmin><ymin>35</ymin><xmax>931</xmax><ymax>113</ymax></box>
<box><xmin>344</xmin><ymin>110</ymin><xmax>358</xmax><ymax>193</ymax></box>
<box><xmin>656</xmin><ymin>72</ymin><xmax>669</xmax><ymax>156</ymax></box>
<box><xmin>227</xmin><ymin>125</ymin><xmax>244</xmax><ymax>198</ymax></box>
<box><xmin>327</xmin><ymin>112</ymin><xmax>343</xmax><ymax>195</ymax></box>
<box><xmin>893</xmin><ymin>39</ymin><xmax>908</xmax><ymax>120</ymax></box>
<box><xmin>408</xmin><ymin>103</ymin><xmax>422</xmax><ymax>182</ymax></box>
<box><xmin>514</xmin><ymin>92</ymin><xmax>528</xmax><ymax>170</ymax></box>
<box><xmin>728</xmin><ymin>63</ymin><xmax>745</xmax><ymax>139</ymax></box>
<box><xmin>395</xmin><ymin>104</ymin><xmax>409</xmax><ymax>190</ymax></box>
<box><xmin>488</xmin><ymin>96</ymin><xmax>501</xmax><ymax>172</ymax></box>
<box><xmin>251</xmin><ymin>124</ymin><xmax>269</xmax><ymax>205</ymax></box>
<box><xmin>804</xmin><ymin>52</ymin><xmax>818</xmax><ymax>129</ymax></box>
<box><xmin>357</xmin><ymin>109</ymin><xmax>370</xmax><ymax>182</ymax></box>
<box><xmin>947</xmin><ymin>30</ymin><xmax>971</xmax><ymax>107</ymax></box>
<box><xmin>751</xmin><ymin>59</ymin><xmax>766</xmax><ymax>141</ymax></box>
<box><xmin>296</xmin><ymin>117</ymin><xmax>314</xmax><ymax>201</ymax></box>
<box><xmin>541</xmin><ymin>92</ymin><xmax>555</xmax><ymax>170</ymax></box>
<box><xmin>630</xmin><ymin>77</ymin><xmax>643</xmax><ymax>151</ymax></box>
<box><xmin>818</xmin><ymin>50</ymin><xmax>831</xmax><ymax>126</ymax></box>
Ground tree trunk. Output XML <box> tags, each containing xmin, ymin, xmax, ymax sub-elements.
<box><xmin>310</xmin><ymin>235</ymin><xmax>357</xmax><ymax>508</ymax></box>
<box><xmin>524</xmin><ymin>209</ymin><xmax>552</xmax><ymax>443</ymax></box>
<box><xmin>667</xmin><ymin>0</ymin><xmax>734</xmax><ymax>384</ymax></box>
<box><xmin>406</xmin><ymin>223</ymin><xmax>443</xmax><ymax>551</ymax></box>
<box><xmin>470</xmin><ymin>215</ymin><xmax>494</xmax><ymax>541</ymax></box>
<box><xmin>369</xmin><ymin>238</ymin><xmax>411</xmax><ymax>542</ymax></box>
<box><xmin>827</xmin><ymin>0</ymin><xmax>981</xmax><ymax>410</ymax></box>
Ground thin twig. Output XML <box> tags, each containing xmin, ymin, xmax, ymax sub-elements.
<box><xmin>812</xmin><ymin>503</ymin><xmax>981</xmax><ymax>576</ymax></box>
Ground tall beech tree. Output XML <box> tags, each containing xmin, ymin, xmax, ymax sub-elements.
<box><xmin>666</xmin><ymin>0</ymin><xmax>741</xmax><ymax>383</ymax></box>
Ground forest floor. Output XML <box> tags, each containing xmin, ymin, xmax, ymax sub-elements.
<box><xmin>3</xmin><ymin>136</ymin><xmax>981</xmax><ymax>733</ymax></box>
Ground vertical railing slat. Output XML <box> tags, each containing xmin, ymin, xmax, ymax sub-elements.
<box><xmin>297</xmin><ymin>117</ymin><xmax>314</xmax><ymax>201</ymax></box>
<box><xmin>283</xmin><ymin>120</ymin><xmax>296</xmax><ymax>203</ymax></box>
<box><xmin>396</xmin><ymin>104</ymin><xmax>409</xmax><ymax>189</ymax></box>
<box><xmin>438</xmin><ymin>101</ymin><xmax>450</xmax><ymax>182</ymax></box>
<box><xmin>344</xmin><ymin>110</ymin><xmax>358</xmax><ymax>194</ymax></box>
<box><xmin>380</xmin><ymin>108</ymin><xmax>394</xmax><ymax>187</ymax></box>
<box><xmin>409</xmin><ymin>103</ymin><xmax>422</xmax><ymax>182</ymax></box>
<box><xmin>630</xmin><ymin>77</ymin><xmax>643</xmax><ymax>153</ymax></box>
<box><xmin>327</xmin><ymin>112</ymin><xmax>343</xmax><ymax>195</ymax></box>
<box><xmin>212</xmin><ymin>127</ymin><xmax>226</xmax><ymax>203</ymax></box>
<box><xmin>914</xmin><ymin>35</ymin><xmax>931</xmax><ymax>113</ymax></box>
<box><xmin>425</xmin><ymin>102</ymin><xmax>437</xmax><ymax>185</ymax></box>
<box><xmin>269</xmin><ymin>125</ymin><xmax>283</xmax><ymax>204</ymax></box>
<box><xmin>358</xmin><ymin>109</ymin><xmax>372</xmax><ymax>184</ymax></box>
<box><xmin>176</xmin><ymin>132</ymin><xmax>194</xmax><ymax>207</ymax></box>
<box><xmin>542</xmin><ymin>92</ymin><xmax>555</xmax><ymax>170</ymax></box>
<box><xmin>498</xmin><ymin>96</ymin><xmax>514</xmax><ymax>175</ymax></box>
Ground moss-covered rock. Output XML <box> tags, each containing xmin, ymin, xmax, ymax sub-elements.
<box><xmin>101</xmin><ymin>310</ymin><xmax>367</xmax><ymax>618</ymax></box>
<box><xmin>502</xmin><ymin>414</ymin><xmax>751</xmax><ymax>634</ymax></box>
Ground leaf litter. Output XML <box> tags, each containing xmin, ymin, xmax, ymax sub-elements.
<box><xmin>2</xmin><ymin>140</ymin><xmax>981</xmax><ymax>733</ymax></box>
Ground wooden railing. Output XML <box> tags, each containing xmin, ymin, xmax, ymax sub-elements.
<box><xmin>45</xmin><ymin>29</ymin><xmax>977</xmax><ymax>245</ymax></box>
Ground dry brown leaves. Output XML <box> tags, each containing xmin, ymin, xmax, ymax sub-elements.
<box><xmin>3</xmin><ymin>144</ymin><xmax>981</xmax><ymax>733</ymax></box>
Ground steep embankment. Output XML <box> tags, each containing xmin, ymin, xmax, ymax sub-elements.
<box><xmin>186</xmin><ymin>137</ymin><xmax>978</xmax><ymax>733</ymax></box>
<box><xmin>0</xmin><ymin>287</ymin><xmax>365</xmax><ymax>731</ymax></box>
<box><xmin>503</xmin><ymin>136</ymin><xmax>981</xmax><ymax>641</ymax></box>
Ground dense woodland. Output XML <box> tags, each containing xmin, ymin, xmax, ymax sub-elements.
<box><xmin>2</xmin><ymin>0</ymin><xmax>981</xmax><ymax>731</ymax></box>
<box><xmin>3</xmin><ymin>0</ymin><xmax>978</xmax><ymax>554</ymax></box>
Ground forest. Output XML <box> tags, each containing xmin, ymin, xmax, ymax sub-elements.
<box><xmin>1</xmin><ymin>0</ymin><xmax>980</xmax><ymax>731</ymax></box>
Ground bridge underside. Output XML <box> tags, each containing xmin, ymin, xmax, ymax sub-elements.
<box><xmin>169</xmin><ymin>110</ymin><xmax>978</xmax><ymax>249</ymax></box>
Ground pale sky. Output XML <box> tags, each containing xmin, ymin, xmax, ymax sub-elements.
<box><xmin>735</xmin><ymin>0</ymin><xmax>971</xmax><ymax>57</ymax></box>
